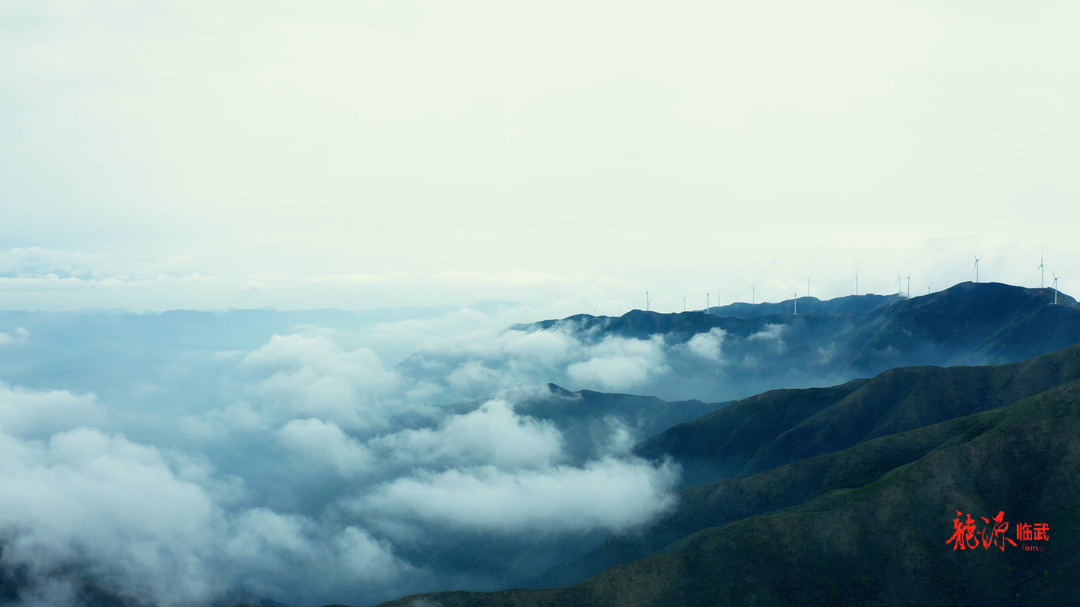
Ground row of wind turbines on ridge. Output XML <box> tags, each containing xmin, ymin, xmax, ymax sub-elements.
<box><xmin>642</xmin><ymin>254</ymin><xmax>1063</xmax><ymax>314</ymax></box>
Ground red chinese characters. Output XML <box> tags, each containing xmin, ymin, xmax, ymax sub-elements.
<box><xmin>979</xmin><ymin>511</ymin><xmax>1016</xmax><ymax>551</ymax></box>
<box><xmin>948</xmin><ymin>511</ymin><xmax>1046</xmax><ymax>551</ymax></box>
<box><xmin>947</xmin><ymin>511</ymin><xmax>978</xmax><ymax>550</ymax></box>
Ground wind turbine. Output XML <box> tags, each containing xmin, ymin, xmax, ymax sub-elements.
<box><xmin>1038</xmin><ymin>254</ymin><xmax>1045</xmax><ymax>289</ymax></box>
<box><xmin>645</xmin><ymin>289</ymin><xmax>650</xmax><ymax>312</ymax></box>
<box><xmin>751</xmin><ymin>283</ymin><xmax>756</xmax><ymax>305</ymax></box>
<box><xmin>683</xmin><ymin>296</ymin><xmax>687</xmax><ymax>312</ymax></box>
<box><xmin>896</xmin><ymin>272</ymin><xmax>903</xmax><ymax>296</ymax></box>
<box><xmin>852</xmin><ymin>270</ymin><xmax>859</xmax><ymax>296</ymax></box>
<box><xmin>972</xmin><ymin>253</ymin><xmax>980</xmax><ymax>283</ymax></box>
<box><xmin>705</xmin><ymin>292</ymin><xmax>712</xmax><ymax>314</ymax></box>
<box><xmin>927</xmin><ymin>280</ymin><xmax>934</xmax><ymax>295</ymax></box>
<box><xmin>793</xmin><ymin>291</ymin><xmax>798</xmax><ymax>315</ymax></box>
<box><xmin>905</xmin><ymin>272</ymin><xmax>912</xmax><ymax>298</ymax></box>
<box><xmin>807</xmin><ymin>276</ymin><xmax>812</xmax><ymax>298</ymax></box>
<box><xmin>1052</xmin><ymin>272</ymin><xmax>1060</xmax><ymax>305</ymax></box>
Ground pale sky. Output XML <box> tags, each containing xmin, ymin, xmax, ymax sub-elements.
<box><xmin>2</xmin><ymin>0</ymin><xmax>1078</xmax><ymax>313</ymax></box>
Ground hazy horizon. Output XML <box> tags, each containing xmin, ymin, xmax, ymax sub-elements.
<box><xmin>2</xmin><ymin>1</ymin><xmax>1079</xmax><ymax>314</ymax></box>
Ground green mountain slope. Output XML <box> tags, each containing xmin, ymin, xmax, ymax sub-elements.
<box><xmin>636</xmin><ymin>343</ymin><xmax>1080</xmax><ymax>489</ymax></box>
<box><xmin>379</xmin><ymin>375</ymin><xmax>1080</xmax><ymax>607</ymax></box>
<box><xmin>538</xmin><ymin>343</ymin><xmax>1080</xmax><ymax>587</ymax></box>
<box><xmin>541</xmin><ymin>408</ymin><xmax>1004</xmax><ymax>588</ymax></box>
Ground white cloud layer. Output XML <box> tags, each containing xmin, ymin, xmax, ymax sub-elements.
<box><xmin>0</xmin><ymin>327</ymin><xmax>29</xmax><ymax>346</ymax></box>
<box><xmin>1</xmin><ymin>305</ymin><xmax>735</xmax><ymax>605</ymax></box>
<box><xmin>0</xmin><ymin>383</ymin><xmax>105</xmax><ymax>438</ymax></box>
<box><xmin>237</xmin><ymin>334</ymin><xmax>403</xmax><ymax>431</ymax></box>
<box><xmin>0</xmin><ymin>427</ymin><xmax>408</xmax><ymax>606</ymax></box>
<box><xmin>370</xmin><ymin>399</ymin><xmax>564</xmax><ymax>470</ymax></box>
<box><xmin>356</xmin><ymin>457</ymin><xmax>680</xmax><ymax>533</ymax></box>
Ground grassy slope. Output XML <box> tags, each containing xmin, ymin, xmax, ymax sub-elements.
<box><xmin>636</xmin><ymin>344</ymin><xmax>1080</xmax><ymax>487</ymax></box>
<box><xmin>536</xmin><ymin>344</ymin><xmax>1080</xmax><ymax>587</ymax></box>
<box><xmin>378</xmin><ymin>367</ymin><xmax>1080</xmax><ymax>606</ymax></box>
<box><xmin>540</xmin><ymin>409</ymin><xmax>1003</xmax><ymax>587</ymax></box>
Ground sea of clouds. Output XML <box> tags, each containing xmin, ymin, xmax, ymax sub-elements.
<box><xmin>0</xmin><ymin>302</ymin><xmax>782</xmax><ymax>607</ymax></box>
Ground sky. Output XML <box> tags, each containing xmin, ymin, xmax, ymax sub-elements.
<box><xmin>1</xmin><ymin>0</ymin><xmax>1078</xmax><ymax>314</ymax></box>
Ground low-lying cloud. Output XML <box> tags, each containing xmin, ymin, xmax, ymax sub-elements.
<box><xmin>356</xmin><ymin>457</ymin><xmax>680</xmax><ymax>533</ymax></box>
<box><xmin>0</xmin><ymin>327</ymin><xmax>28</xmax><ymax>347</ymax></box>
<box><xmin>0</xmin><ymin>426</ymin><xmax>411</xmax><ymax>606</ymax></box>
<box><xmin>0</xmin><ymin>383</ymin><xmax>105</xmax><ymax>439</ymax></box>
<box><xmin>1</xmin><ymin>303</ymin><xmax>810</xmax><ymax>606</ymax></box>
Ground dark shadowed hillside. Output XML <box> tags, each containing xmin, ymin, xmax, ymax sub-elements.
<box><xmin>509</xmin><ymin>385</ymin><xmax>729</xmax><ymax>462</ymax></box>
<box><xmin>636</xmin><ymin>343</ymin><xmax>1080</xmax><ymax>488</ymax></box>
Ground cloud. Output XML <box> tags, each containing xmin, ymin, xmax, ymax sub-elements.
<box><xmin>0</xmin><ymin>426</ymin><xmax>408</xmax><ymax>606</ymax></box>
<box><xmin>566</xmin><ymin>335</ymin><xmax>670</xmax><ymax>392</ymax></box>
<box><xmin>371</xmin><ymin>399</ymin><xmax>564</xmax><ymax>470</ymax></box>
<box><xmin>500</xmin><ymin>327</ymin><xmax>576</xmax><ymax>366</ymax></box>
<box><xmin>356</xmin><ymin>457</ymin><xmax>680</xmax><ymax>533</ymax></box>
<box><xmin>278</xmin><ymin>418</ymin><xmax>371</xmax><ymax>476</ymax></box>
<box><xmin>237</xmin><ymin>334</ymin><xmax>403</xmax><ymax>431</ymax></box>
<box><xmin>0</xmin><ymin>327</ymin><xmax>29</xmax><ymax>346</ymax></box>
<box><xmin>0</xmin><ymin>383</ymin><xmax>105</xmax><ymax>439</ymax></box>
<box><xmin>817</xmin><ymin>343</ymin><xmax>838</xmax><ymax>364</ymax></box>
<box><xmin>224</xmin><ymin>510</ymin><xmax>404</xmax><ymax>584</ymax></box>
<box><xmin>180</xmin><ymin>402</ymin><xmax>266</xmax><ymax>441</ymax></box>
<box><xmin>0</xmin><ymin>428</ymin><xmax>226</xmax><ymax>605</ymax></box>
<box><xmin>682</xmin><ymin>327</ymin><xmax>726</xmax><ymax>362</ymax></box>
<box><xmin>0</xmin><ymin>248</ymin><xmax>210</xmax><ymax>294</ymax></box>
<box><xmin>748</xmin><ymin>323</ymin><xmax>786</xmax><ymax>352</ymax></box>
<box><xmin>0</xmin><ymin>304</ymin><xmax>807</xmax><ymax>605</ymax></box>
<box><xmin>279</xmin><ymin>400</ymin><xmax>564</xmax><ymax>477</ymax></box>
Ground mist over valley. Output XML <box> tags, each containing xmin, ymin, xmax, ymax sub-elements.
<box><xmin>0</xmin><ymin>283</ymin><xmax>1078</xmax><ymax>606</ymax></box>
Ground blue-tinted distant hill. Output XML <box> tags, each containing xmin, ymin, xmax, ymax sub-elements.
<box><xmin>709</xmin><ymin>292</ymin><xmax>902</xmax><ymax>318</ymax></box>
<box><xmin>519</xmin><ymin>282</ymin><xmax>1080</xmax><ymax>399</ymax></box>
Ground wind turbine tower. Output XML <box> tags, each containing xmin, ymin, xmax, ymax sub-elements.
<box><xmin>927</xmin><ymin>280</ymin><xmax>934</xmax><ymax>295</ymax></box>
<box><xmin>793</xmin><ymin>291</ymin><xmax>798</xmax><ymax>315</ymax></box>
<box><xmin>1038</xmin><ymin>254</ymin><xmax>1045</xmax><ymax>289</ymax></box>
<box><xmin>646</xmin><ymin>290</ymin><xmax>650</xmax><ymax>312</ymax></box>
<box><xmin>905</xmin><ymin>272</ymin><xmax>912</xmax><ymax>298</ymax></box>
<box><xmin>705</xmin><ymin>292</ymin><xmax>711</xmax><ymax>314</ymax></box>
<box><xmin>751</xmin><ymin>283</ymin><xmax>756</xmax><ymax>305</ymax></box>
<box><xmin>807</xmin><ymin>276</ymin><xmax>812</xmax><ymax>299</ymax></box>
<box><xmin>1052</xmin><ymin>272</ymin><xmax>1060</xmax><ymax>305</ymax></box>
<box><xmin>973</xmin><ymin>254</ymin><xmax>980</xmax><ymax>283</ymax></box>
<box><xmin>853</xmin><ymin>270</ymin><xmax>859</xmax><ymax>296</ymax></box>
<box><xmin>896</xmin><ymin>272</ymin><xmax>903</xmax><ymax>296</ymax></box>
<box><xmin>683</xmin><ymin>296</ymin><xmax>687</xmax><ymax>312</ymax></box>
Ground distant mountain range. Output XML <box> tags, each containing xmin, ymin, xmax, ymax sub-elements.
<box><xmin>523</xmin><ymin>282</ymin><xmax>1080</xmax><ymax>400</ymax></box>
<box><xmin>379</xmin><ymin>343</ymin><xmax>1080</xmax><ymax>607</ymax></box>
